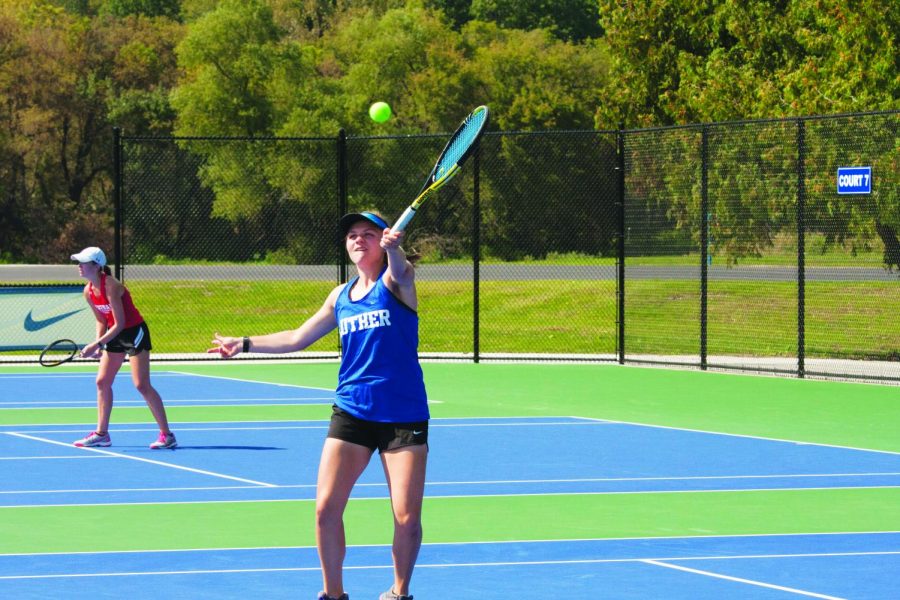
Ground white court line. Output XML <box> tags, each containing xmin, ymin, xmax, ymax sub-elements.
<box><xmin>3</xmin><ymin>531</ymin><xmax>898</xmax><ymax>556</ymax></box>
<box><xmin>642</xmin><ymin>559</ymin><xmax>845</xmax><ymax>599</ymax></box>
<box><xmin>2</xmin><ymin>403</ymin><xmax>333</xmax><ymax>412</ymax></box>
<box><xmin>1</xmin><ymin>420</ymin><xmax>601</xmax><ymax>434</ymax></box>
<box><xmin>456</xmin><ymin>471</ymin><xmax>900</xmax><ymax>482</ymax></box>
<box><xmin>0</xmin><ymin>372</ymin><xmax>192</xmax><ymax>379</ymax></box>
<box><xmin>574</xmin><ymin>416</ymin><xmax>900</xmax><ymax>456</ymax></box>
<box><xmin>0</xmin><ymin>396</ymin><xmax>334</xmax><ymax>408</ymax></box>
<box><xmin>4</xmin><ymin>473</ymin><xmax>899</xmax><ymax>497</ymax></box>
<box><xmin>2</xmin><ymin>551</ymin><xmax>899</xmax><ymax>581</ymax></box>
<box><xmin>0</xmin><ymin>484</ymin><xmax>290</xmax><ymax>495</ymax></box>
<box><xmin>418</xmin><ymin>472</ymin><xmax>900</xmax><ymax>485</ymax></box>
<box><xmin>8</xmin><ymin>425</ymin><xmax>331</xmax><ymax>434</ymax></box>
<box><xmin>7</xmin><ymin>485</ymin><xmax>900</xmax><ymax>509</ymax></box>
<box><xmin>0</xmin><ymin>455</ymin><xmax>112</xmax><ymax>461</ymax></box>
<box><xmin>430</xmin><ymin>421</ymin><xmax>609</xmax><ymax>427</ymax></box>
<box><xmin>407</xmin><ymin>486</ymin><xmax>900</xmax><ymax>500</ymax></box>
<box><xmin>3</xmin><ymin>432</ymin><xmax>277</xmax><ymax>488</ymax></box>
<box><xmin>0</xmin><ymin>422</ymin><xmax>332</xmax><ymax>432</ymax></box>
<box><xmin>164</xmin><ymin>370</ymin><xmax>335</xmax><ymax>391</ymax></box>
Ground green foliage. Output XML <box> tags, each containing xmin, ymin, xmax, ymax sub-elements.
<box><xmin>595</xmin><ymin>0</ymin><xmax>899</xmax><ymax>269</ymax></box>
<box><xmin>427</xmin><ymin>0</ymin><xmax>602</xmax><ymax>41</ymax></box>
<box><xmin>469</xmin><ymin>0</ymin><xmax>601</xmax><ymax>42</ymax></box>
<box><xmin>424</xmin><ymin>0</ymin><xmax>471</xmax><ymax>29</ymax></box>
<box><xmin>171</xmin><ymin>0</ymin><xmax>283</xmax><ymax>137</ymax></box>
<box><xmin>596</xmin><ymin>0</ymin><xmax>899</xmax><ymax>128</ymax></box>
<box><xmin>0</xmin><ymin>0</ymin><xmax>897</xmax><ymax>274</ymax></box>
<box><xmin>464</xmin><ymin>22</ymin><xmax>608</xmax><ymax>130</ymax></box>
<box><xmin>101</xmin><ymin>0</ymin><xmax>181</xmax><ymax>19</ymax></box>
<box><xmin>0</xmin><ymin>2</ymin><xmax>183</xmax><ymax>261</ymax></box>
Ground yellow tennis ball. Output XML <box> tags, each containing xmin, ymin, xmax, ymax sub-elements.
<box><xmin>369</xmin><ymin>101</ymin><xmax>391</xmax><ymax>123</ymax></box>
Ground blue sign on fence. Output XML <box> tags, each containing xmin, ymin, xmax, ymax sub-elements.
<box><xmin>836</xmin><ymin>166</ymin><xmax>872</xmax><ymax>195</ymax></box>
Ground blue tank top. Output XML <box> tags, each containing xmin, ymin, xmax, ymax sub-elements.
<box><xmin>334</xmin><ymin>273</ymin><xmax>429</xmax><ymax>422</ymax></box>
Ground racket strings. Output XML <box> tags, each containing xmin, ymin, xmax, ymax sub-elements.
<box><xmin>39</xmin><ymin>340</ymin><xmax>79</xmax><ymax>366</ymax></box>
<box><xmin>436</xmin><ymin>109</ymin><xmax>488</xmax><ymax>178</ymax></box>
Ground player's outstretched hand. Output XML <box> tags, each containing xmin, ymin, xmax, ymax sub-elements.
<box><xmin>380</xmin><ymin>227</ymin><xmax>404</xmax><ymax>251</ymax></box>
<box><xmin>208</xmin><ymin>333</ymin><xmax>241</xmax><ymax>358</ymax></box>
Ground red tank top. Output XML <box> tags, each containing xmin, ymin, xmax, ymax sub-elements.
<box><xmin>89</xmin><ymin>273</ymin><xmax>144</xmax><ymax>329</ymax></box>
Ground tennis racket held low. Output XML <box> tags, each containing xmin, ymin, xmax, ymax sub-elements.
<box><xmin>39</xmin><ymin>339</ymin><xmax>80</xmax><ymax>367</ymax></box>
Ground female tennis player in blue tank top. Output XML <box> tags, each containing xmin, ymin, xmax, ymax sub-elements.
<box><xmin>209</xmin><ymin>211</ymin><xmax>426</xmax><ymax>600</ymax></box>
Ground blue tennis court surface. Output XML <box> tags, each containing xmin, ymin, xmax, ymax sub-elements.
<box><xmin>3</xmin><ymin>416</ymin><xmax>900</xmax><ymax>506</ymax></box>
<box><xmin>0</xmin><ymin>371</ymin><xmax>333</xmax><ymax>408</ymax></box>
<box><xmin>1</xmin><ymin>534</ymin><xmax>898</xmax><ymax>599</ymax></box>
<box><xmin>1</xmin><ymin>371</ymin><xmax>898</xmax><ymax>598</ymax></box>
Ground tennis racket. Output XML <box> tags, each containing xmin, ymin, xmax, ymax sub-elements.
<box><xmin>39</xmin><ymin>339</ymin><xmax>79</xmax><ymax>367</ymax></box>
<box><xmin>393</xmin><ymin>105</ymin><xmax>490</xmax><ymax>232</ymax></box>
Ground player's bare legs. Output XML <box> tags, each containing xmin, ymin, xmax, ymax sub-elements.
<box><xmin>95</xmin><ymin>351</ymin><xmax>126</xmax><ymax>433</ymax></box>
<box><xmin>316</xmin><ymin>438</ymin><xmax>373</xmax><ymax>598</ymax></box>
<box><xmin>381</xmin><ymin>444</ymin><xmax>427</xmax><ymax>597</ymax></box>
<box><xmin>129</xmin><ymin>350</ymin><xmax>170</xmax><ymax>433</ymax></box>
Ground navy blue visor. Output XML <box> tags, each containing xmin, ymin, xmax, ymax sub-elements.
<box><xmin>339</xmin><ymin>212</ymin><xmax>390</xmax><ymax>236</ymax></box>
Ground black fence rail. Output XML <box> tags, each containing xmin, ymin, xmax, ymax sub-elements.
<box><xmin>3</xmin><ymin>111</ymin><xmax>896</xmax><ymax>382</ymax></box>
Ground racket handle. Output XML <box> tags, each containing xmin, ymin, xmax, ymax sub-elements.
<box><xmin>393</xmin><ymin>206</ymin><xmax>417</xmax><ymax>232</ymax></box>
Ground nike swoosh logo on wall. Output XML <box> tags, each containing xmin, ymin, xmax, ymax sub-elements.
<box><xmin>24</xmin><ymin>309</ymin><xmax>85</xmax><ymax>332</ymax></box>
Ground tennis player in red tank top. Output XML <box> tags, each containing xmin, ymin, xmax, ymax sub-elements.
<box><xmin>70</xmin><ymin>247</ymin><xmax>176</xmax><ymax>450</ymax></box>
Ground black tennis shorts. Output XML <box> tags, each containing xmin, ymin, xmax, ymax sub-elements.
<box><xmin>104</xmin><ymin>322</ymin><xmax>152</xmax><ymax>356</ymax></box>
<box><xmin>327</xmin><ymin>405</ymin><xmax>428</xmax><ymax>453</ymax></box>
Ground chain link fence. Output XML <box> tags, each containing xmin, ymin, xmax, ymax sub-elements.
<box><xmin>2</xmin><ymin>111</ymin><xmax>897</xmax><ymax>382</ymax></box>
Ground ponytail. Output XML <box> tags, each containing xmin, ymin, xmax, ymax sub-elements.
<box><xmin>101</xmin><ymin>265</ymin><xmax>112</xmax><ymax>275</ymax></box>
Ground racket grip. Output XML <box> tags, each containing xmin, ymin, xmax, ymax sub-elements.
<box><xmin>393</xmin><ymin>206</ymin><xmax>417</xmax><ymax>232</ymax></box>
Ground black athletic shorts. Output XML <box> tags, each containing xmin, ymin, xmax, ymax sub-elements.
<box><xmin>327</xmin><ymin>405</ymin><xmax>428</xmax><ymax>453</ymax></box>
<box><xmin>104</xmin><ymin>322</ymin><xmax>152</xmax><ymax>356</ymax></box>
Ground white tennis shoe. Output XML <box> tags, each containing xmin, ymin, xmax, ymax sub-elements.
<box><xmin>150</xmin><ymin>432</ymin><xmax>177</xmax><ymax>449</ymax></box>
<box><xmin>73</xmin><ymin>431</ymin><xmax>111</xmax><ymax>447</ymax></box>
<box><xmin>380</xmin><ymin>589</ymin><xmax>413</xmax><ymax>600</ymax></box>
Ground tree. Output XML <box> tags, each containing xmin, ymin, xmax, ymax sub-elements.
<box><xmin>0</xmin><ymin>1</ymin><xmax>182</xmax><ymax>261</ymax></box>
<box><xmin>424</xmin><ymin>0</ymin><xmax>471</xmax><ymax>29</ymax></box>
<box><xmin>595</xmin><ymin>0</ymin><xmax>899</xmax><ymax>270</ymax></box>
<box><xmin>101</xmin><ymin>0</ymin><xmax>181</xmax><ymax>19</ymax></box>
<box><xmin>427</xmin><ymin>0</ymin><xmax>603</xmax><ymax>41</ymax></box>
<box><xmin>171</xmin><ymin>0</ymin><xmax>284</xmax><ymax>139</ymax></box>
<box><xmin>167</xmin><ymin>3</ymin><xmax>616</xmax><ymax>261</ymax></box>
<box><xmin>464</xmin><ymin>21</ymin><xmax>608</xmax><ymax>131</ymax></box>
<box><xmin>469</xmin><ymin>0</ymin><xmax>601</xmax><ymax>42</ymax></box>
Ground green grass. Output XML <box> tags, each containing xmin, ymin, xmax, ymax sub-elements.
<box><xmin>123</xmin><ymin>279</ymin><xmax>898</xmax><ymax>359</ymax></box>
<box><xmin>431</xmin><ymin>232</ymin><xmax>887</xmax><ymax>267</ymax></box>
<box><xmin>128</xmin><ymin>280</ymin><xmax>341</xmax><ymax>354</ymax></box>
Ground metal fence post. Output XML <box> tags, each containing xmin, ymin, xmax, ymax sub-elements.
<box><xmin>796</xmin><ymin>119</ymin><xmax>806</xmax><ymax>378</ymax></box>
<box><xmin>337</xmin><ymin>129</ymin><xmax>348</xmax><ymax>356</ymax></box>
<box><xmin>113</xmin><ymin>127</ymin><xmax>123</xmax><ymax>280</ymax></box>
<box><xmin>700</xmin><ymin>126</ymin><xmax>709</xmax><ymax>370</ymax></box>
<box><xmin>337</xmin><ymin>129</ymin><xmax>348</xmax><ymax>286</ymax></box>
<box><xmin>616</xmin><ymin>126</ymin><xmax>626</xmax><ymax>364</ymax></box>
<box><xmin>473</xmin><ymin>144</ymin><xmax>481</xmax><ymax>364</ymax></box>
